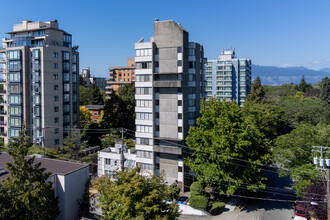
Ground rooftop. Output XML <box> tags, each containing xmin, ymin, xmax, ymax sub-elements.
<box><xmin>83</xmin><ymin>105</ymin><xmax>104</xmax><ymax>110</ymax></box>
<box><xmin>0</xmin><ymin>152</ymin><xmax>88</xmax><ymax>181</ymax></box>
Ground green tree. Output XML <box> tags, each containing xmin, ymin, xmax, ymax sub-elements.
<box><xmin>80</xmin><ymin>106</ymin><xmax>92</xmax><ymax>124</ymax></box>
<box><xmin>246</xmin><ymin>77</ymin><xmax>265</xmax><ymax>103</ymax></box>
<box><xmin>0</xmin><ymin>131</ymin><xmax>59</xmax><ymax>219</ymax></box>
<box><xmin>273</xmin><ymin>123</ymin><xmax>329</xmax><ymax>194</ymax></box>
<box><xmin>93</xmin><ymin>168</ymin><xmax>180</xmax><ymax>220</ymax></box>
<box><xmin>242</xmin><ymin>102</ymin><xmax>289</xmax><ymax>140</ymax></box>
<box><xmin>62</xmin><ymin>129</ymin><xmax>86</xmax><ymax>160</ymax></box>
<box><xmin>281</xmin><ymin>96</ymin><xmax>330</xmax><ymax>127</ymax></box>
<box><xmin>83</xmin><ymin>122</ymin><xmax>102</xmax><ymax>146</ymax></box>
<box><xmin>297</xmin><ymin>75</ymin><xmax>312</xmax><ymax>93</ymax></box>
<box><xmin>100</xmin><ymin>84</ymin><xmax>135</xmax><ymax>132</ymax></box>
<box><xmin>263</xmin><ymin>83</ymin><xmax>297</xmax><ymax>105</ymax></box>
<box><xmin>90</xmin><ymin>83</ymin><xmax>104</xmax><ymax>105</ymax></box>
<box><xmin>79</xmin><ymin>85</ymin><xmax>92</xmax><ymax>105</ymax></box>
<box><xmin>79</xmin><ymin>74</ymin><xmax>86</xmax><ymax>86</ymax></box>
<box><xmin>186</xmin><ymin>98</ymin><xmax>270</xmax><ymax>196</ymax></box>
<box><xmin>319</xmin><ymin>76</ymin><xmax>330</xmax><ymax>103</ymax></box>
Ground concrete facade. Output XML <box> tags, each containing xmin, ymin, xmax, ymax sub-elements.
<box><xmin>0</xmin><ymin>20</ymin><xmax>79</xmax><ymax>147</ymax></box>
<box><xmin>206</xmin><ymin>50</ymin><xmax>252</xmax><ymax>106</ymax></box>
<box><xmin>133</xmin><ymin>20</ymin><xmax>206</xmax><ymax>191</ymax></box>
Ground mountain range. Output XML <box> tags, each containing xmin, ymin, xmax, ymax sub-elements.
<box><xmin>252</xmin><ymin>65</ymin><xmax>329</xmax><ymax>85</ymax></box>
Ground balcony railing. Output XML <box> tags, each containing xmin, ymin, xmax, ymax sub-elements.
<box><xmin>0</xmin><ymin>90</ymin><xmax>6</xmax><ymax>93</ymax></box>
<box><xmin>0</xmin><ymin>111</ymin><xmax>6</xmax><ymax>115</ymax></box>
<box><xmin>0</xmin><ymin>121</ymin><xmax>7</xmax><ymax>125</ymax></box>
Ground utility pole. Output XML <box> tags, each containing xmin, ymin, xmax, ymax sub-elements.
<box><xmin>120</xmin><ymin>128</ymin><xmax>126</xmax><ymax>171</ymax></box>
<box><xmin>312</xmin><ymin>146</ymin><xmax>330</xmax><ymax>220</ymax></box>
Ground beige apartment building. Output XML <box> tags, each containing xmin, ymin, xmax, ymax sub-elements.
<box><xmin>0</xmin><ymin>20</ymin><xmax>79</xmax><ymax>147</ymax></box>
<box><xmin>106</xmin><ymin>58</ymin><xmax>135</xmax><ymax>98</ymax></box>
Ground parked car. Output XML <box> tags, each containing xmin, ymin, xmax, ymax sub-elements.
<box><xmin>293</xmin><ymin>203</ymin><xmax>309</xmax><ymax>220</ymax></box>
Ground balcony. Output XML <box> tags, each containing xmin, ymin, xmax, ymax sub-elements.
<box><xmin>0</xmin><ymin>121</ymin><xmax>6</xmax><ymax>126</ymax></box>
<box><xmin>0</xmin><ymin>68</ymin><xmax>5</xmax><ymax>73</ymax></box>
<box><xmin>153</xmin><ymin>80</ymin><xmax>181</xmax><ymax>88</ymax></box>
<box><xmin>0</xmin><ymin>131</ymin><xmax>7</xmax><ymax>136</ymax></box>
<box><xmin>0</xmin><ymin>111</ymin><xmax>6</xmax><ymax>115</ymax></box>
<box><xmin>0</xmin><ymin>100</ymin><xmax>6</xmax><ymax>104</ymax></box>
<box><xmin>0</xmin><ymin>90</ymin><xmax>6</xmax><ymax>93</ymax></box>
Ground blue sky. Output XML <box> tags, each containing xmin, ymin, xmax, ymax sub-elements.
<box><xmin>0</xmin><ymin>0</ymin><xmax>330</xmax><ymax>77</ymax></box>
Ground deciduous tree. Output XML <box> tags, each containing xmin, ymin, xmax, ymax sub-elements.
<box><xmin>93</xmin><ymin>168</ymin><xmax>180</xmax><ymax>219</ymax></box>
<box><xmin>186</xmin><ymin>98</ymin><xmax>270</xmax><ymax>195</ymax></box>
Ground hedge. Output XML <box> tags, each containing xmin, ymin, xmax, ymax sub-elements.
<box><xmin>189</xmin><ymin>195</ymin><xmax>209</xmax><ymax>211</ymax></box>
<box><xmin>190</xmin><ymin>182</ymin><xmax>203</xmax><ymax>196</ymax></box>
<box><xmin>209</xmin><ymin>202</ymin><xmax>226</xmax><ymax>216</ymax></box>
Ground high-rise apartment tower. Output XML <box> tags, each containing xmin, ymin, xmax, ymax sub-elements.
<box><xmin>206</xmin><ymin>50</ymin><xmax>251</xmax><ymax>106</ymax></box>
<box><xmin>134</xmin><ymin>20</ymin><xmax>206</xmax><ymax>191</ymax></box>
<box><xmin>0</xmin><ymin>20</ymin><xmax>79</xmax><ymax>147</ymax></box>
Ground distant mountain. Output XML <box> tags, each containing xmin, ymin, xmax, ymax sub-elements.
<box><xmin>252</xmin><ymin>65</ymin><xmax>329</xmax><ymax>85</ymax></box>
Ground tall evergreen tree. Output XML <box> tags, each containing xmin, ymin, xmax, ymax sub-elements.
<box><xmin>319</xmin><ymin>76</ymin><xmax>330</xmax><ymax>103</ymax></box>
<box><xmin>246</xmin><ymin>77</ymin><xmax>265</xmax><ymax>103</ymax></box>
<box><xmin>90</xmin><ymin>83</ymin><xmax>104</xmax><ymax>105</ymax></box>
<box><xmin>0</xmin><ymin>131</ymin><xmax>59</xmax><ymax>219</ymax></box>
<box><xmin>297</xmin><ymin>75</ymin><xmax>312</xmax><ymax>92</ymax></box>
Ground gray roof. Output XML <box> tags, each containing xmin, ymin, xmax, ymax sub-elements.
<box><xmin>83</xmin><ymin>105</ymin><xmax>104</xmax><ymax>110</ymax></box>
<box><xmin>0</xmin><ymin>152</ymin><xmax>88</xmax><ymax>181</ymax></box>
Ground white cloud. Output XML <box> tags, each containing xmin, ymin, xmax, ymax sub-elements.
<box><xmin>312</xmin><ymin>60</ymin><xmax>321</xmax><ymax>64</ymax></box>
<box><xmin>280</xmin><ymin>63</ymin><xmax>295</xmax><ymax>67</ymax></box>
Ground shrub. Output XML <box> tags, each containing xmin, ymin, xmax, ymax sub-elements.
<box><xmin>190</xmin><ymin>181</ymin><xmax>203</xmax><ymax>196</ymax></box>
<box><xmin>209</xmin><ymin>202</ymin><xmax>226</xmax><ymax>216</ymax></box>
<box><xmin>189</xmin><ymin>195</ymin><xmax>209</xmax><ymax>211</ymax></box>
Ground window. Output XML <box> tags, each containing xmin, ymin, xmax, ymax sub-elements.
<box><xmin>136</xmin><ymin>137</ymin><xmax>151</xmax><ymax>145</ymax></box>
<box><xmin>54</xmin><ymin>96</ymin><xmax>59</xmax><ymax>101</ymax></box>
<box><xmin>136</xmin><ymin>62</ymin><xmax>152</xmax><ymax>69</ymax></box>
<box><xmin>206</xmin><ymin>86</ymin><xmax>212</xmax><ymax>91</ymax></box>
<box><xmin>177</xmin><ymin>60</ymin><xmax>182</xmax><ymax>66</ymax></box>
<box><xmin>177</xmin><ymin>47</ymin><xmax>182</xmax><ymax>53</ymax></box>
<box><xmin>207</xmin><ymin>81</ymin><xmax>212</xmax><ymax>85</ymax></box>
<box><xmin>54</xmin><ymin>107</ymin><xmax>59</xmax><ymax>112</ymax></box>
<box><xmin>64</xmin><ymin>84</ymin><xmax>70</xmax><ymax>92</ymax></box>
<box><xmin>178</xmin><ymin>100</ymin><xmax>182</xmax><ymax>106</ymax></box>
<box><xmin>72</xmin><ymin>54</ymin><xmax>77</xmax><ymax>63</ymax></box>
<box><xmin>72</xmin><ymin>64</ymin><xmax>77</xmax><ymax>73</ymax></box>
<box><xmin>63</xmin><ymin>51</ymin><xmax>70</xmax><ymax>61</ymax></box>
<box><xmin>135</xmin><ymin>48</ymin><xmax>152</xmax><ymax>56</ymax></box>
<box><xmin>63</xmin><ymin>94</ymin><xmax>70</xmax><ymax>102</ymax></box>
<box><xmin>72</xmin><ymin>73</ymin><xmax>77</xmax><ymax>83</ymax></box>
<box><xmin>189</xmin><ymin>61</ymin><xmax>195</xmax><ymax>69</ymax></box>
<box><xmin>33</xmin><ymin>106</ymin><xmax>40</xmax><ymax>116</ymax></box>
<box><xmin>53</xmin><ymin>63</ymin><xmax>58</xmax><ymax>69</ymax></box>
<box><xmin>206</xmin><ymin>77</ymin><xmax>212</xmax><ymax>81</ymax></box>
<box><xmin>136</xmin><ymin>74</ymin><xmax>152</xmax><ymax>82</ymax></box>
<box><xmin>9</xmin><ymin>117</ymin><xmax>21</xmax><ymax>126</ymax></box>
<box><xmin>136</xmin><ymin>100</ymin><xmax>152</xmax><ymax>107</ymax></box>
<box><xmin>63</xmin><ymin>62</ymin><xmax>70</xmax><ymax>72</ymax></box>
<box><xmin>53</xmin><ymin>52</ymin><xmax>58</xmax><ymax>58</ymax></box>
<box><xmin>188</xmin><ymin>87</ymin><xmax>195</xmax><ymax>94</ymax></box>
<box><xmin>54</xmin><ymin>85</ymin><xmax>59</xmax><ymax>90</ymax></box>
<box><xmin>188</xmin><ymin>99</ymin><xmax>195</xmax><ymax>107</ymax></box>
<box><xmin>136</xmin><ymin>150</ymin><xmax>152</xmax><ymax>158</ymax></box>
<box><xmin>8</xmin><ymin>72</ymin><xmax>20</xmax><ymax>82</ymax></box>
<box><xmin>54</xmin><ymin>128</ymin><xmax>59</xmax><ymax>134</ymax></box>
<box><xmin>188</xmin><ymin>112</ymin><xmax>196</xmax><ymax>119</ymax></box>
<box><xmin>136</xmin><ymin>112</ymin><xmax>152</xmax><ymax>120</ymax></box>
<box><xmin>188</xmin><ymin>48</ymin><xmax>195</xmax><ymax>56</ymax></box>
<box><xmin>63</xmin><ymin>34</ymin><xmax>72</xmax><ymax>47</ymax></box>
<box><xmin>136</xmin><ymin>87</ymin><xmax>152</xmax><ymax>95</ymax></box>
<box><xmin>33</xmin><ymin>30</ymin><xmax>45</xmax><ymax>37</ymax></box>
<box><xmin>63</xmin><ymin>104</ymin><xmax>70</xmax><ymax>113</ymax></box>
<box><xmin>178</xmin><ymin>113</ymin><xmax>182</xmax><ymax>119</ymax></box>
<box><xmin>8</xmin><ymin>61</ymin><xmax>20</xmax><ymax>71</ymax></box>
<box><xmin>64</xmin><ymin>115</ymin><xmax>70</xmax><ymax>123</ymax></box>
<box><xmin>206</xmin><ymin>72</ymin><xmax>212</xmax><ymax>76</ymax></box>
<box><xmin>64</xmin><ymin>73</ymin><xmax>70</xmax><ymax>82</ymax></box>
<box><xmin>8</xmin><ymin>106</ymin><xmax>21</xmax><ymax>115</ymax></box>
<box><xmin>188</xmin><ymin>74</ymin><xmax>196</xmax><ymax>81</ymax></box>
<box><xmin>105</xmin><ymin>158</ymin><xmax>111</xmax><ymax>165</ymax></box>
<box><xmin>137</xmin><ymin>163</ymin><xmax>153</xmax><ymax>171</ymax></box>
<box><xmin>178</xmin><ymin>127</ymin><xmax>182</xmax><ymax>132</ymax></box>
<box><xmin>9</xmin><ymin>128</ymin><xmax>20</xmax><ymax>137</ymax></box>
<box><xmin>54</xmin><ymin>117</ymin><xmax>59</xmax><ymax>123</ymax></box>
<box><xmin>136</xmin><ymin>125</ymin><xmax>152</xmax><ymax>133</ymax></box>
<box><xmin>178</xmin><ymin>166</ymin><xmax>183</xmax><ymax>172</ymax></box>
<box><xmin>7</xmin><ymin>50</ymin><xmax>20</xmax><ymax>60</ymax></box>
<box><xmin>8</xmin><ymin>95</ymin><xmax>21</xmax><ymax>104</ymax></box>
<box><xmin>54</xmin><ymin>139</ymin><xmax>59</xmax><ymax>145</ymax></box>
<box><xmin>9</xmin><ymin>84</ymin><xmax>20</xmax><ymax>93</ymax></box>
<box><xmin>53</xmin><ymin>74</ymin><xmax>58</xmax><ymax>80</ymax></box>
